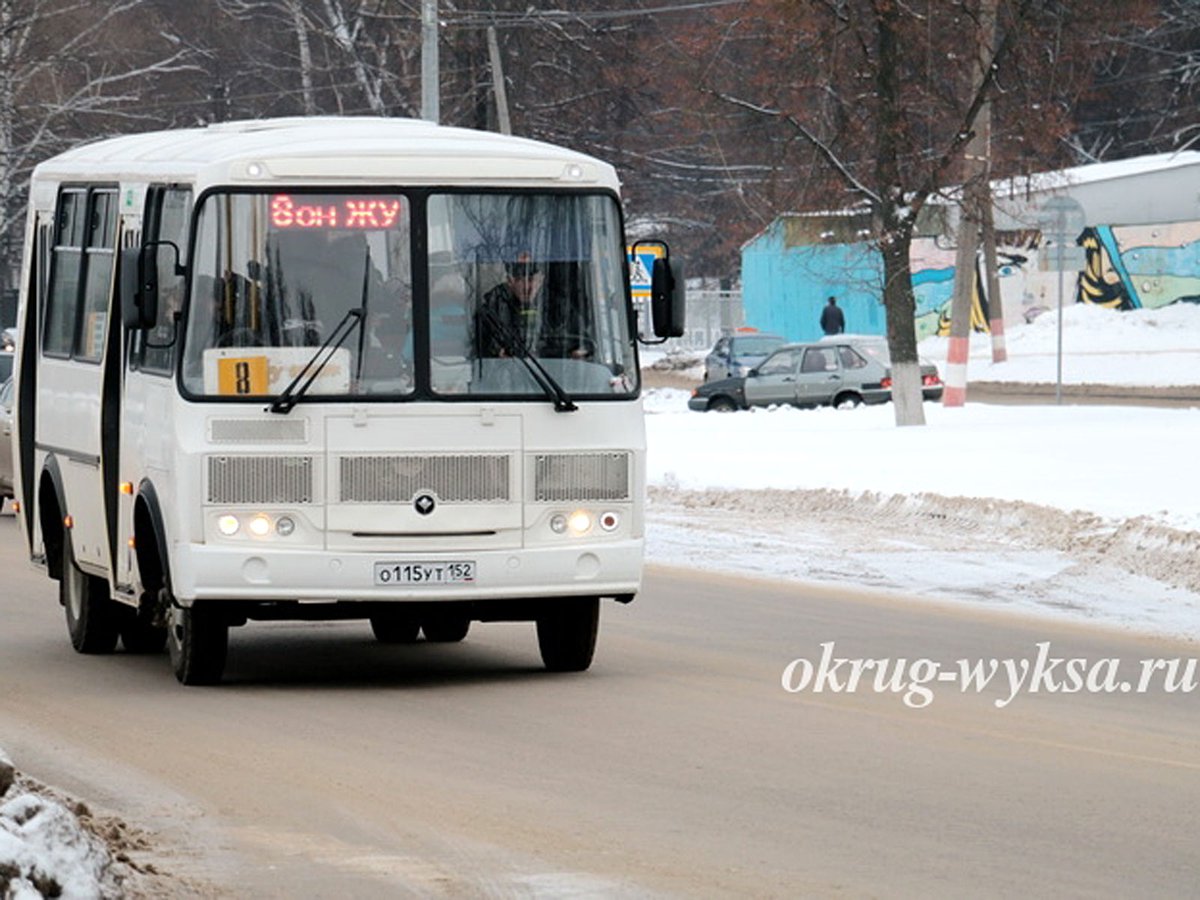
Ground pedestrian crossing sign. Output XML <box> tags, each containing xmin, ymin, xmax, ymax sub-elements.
<box><xmin>628</xmin><ymin>244</ymin><xmax>665</xmax><ymax>299</ymax></box>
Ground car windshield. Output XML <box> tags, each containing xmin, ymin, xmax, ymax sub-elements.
<box><xmin>180</xmin><ymin>190</ymin><xmax>637</xmax><ymax>402</ymax></box>
<box><xmin>731</xmin><ymin>335</ymin><xmax>783</xmax><ymax>356</ymax></box>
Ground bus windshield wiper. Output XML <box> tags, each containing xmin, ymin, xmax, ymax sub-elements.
<box><xmin>268</xmin><ymin>307</ymin><xmax>364</xmax><ymax>414</ymax></box>
<box><xmin>478</xmin><ymin>305</ymin><xmax>577</xmax><ymax>413</ymax></box>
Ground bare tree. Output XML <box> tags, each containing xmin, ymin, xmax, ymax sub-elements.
<box><xmin>677</xmin><ymin>0</ymin><xmax>1157</xmax><ymax>425</ymax></box>
<box><xmin>0</xmin><ymin>0</ymin><xmax>196</xmax><ymax>287</ymax></box>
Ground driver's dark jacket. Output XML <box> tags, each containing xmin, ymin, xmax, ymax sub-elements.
<box><xmin>474</xmin><ymin>282</ymin><xmax>579</xmax><ymax>358</ymax></box>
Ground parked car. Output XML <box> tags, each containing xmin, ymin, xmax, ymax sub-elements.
<box><xmin>703</xmin><ymin>331</ymin><xmax>786</xmax><ymax>383</ymax></box>
<box><xmin>688</xmin><ymin>336</ymin><xmax>943</xmax><ymax>412</ymax></box>
<box><xmin>0</xmin><ymin>377</ymin><xmax>13</xmax><ymax>502</ymax></box>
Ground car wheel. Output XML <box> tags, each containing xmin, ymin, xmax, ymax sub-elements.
<box><xmin>370</xmin><ymin>613</ymin><xmax>420</xmax><ymax>644</ymax></box>
<box><xmin>422</xmin><ymin>615</ymin><xmax>470</xmax><ymax>643</ymax></box>
<box><xmin>707</xmin><ymin>396</ymin><xmax>737</xmax><ymax>413</ymax></box>
<box><xmin>167</xmin><ymin>600</ymin><xmax>229</xmax><ymax>685</ymax></box>
<box><xmin>833</xmin><ymin>391</ymin><xmax>863</xmax><ymax>409</ymax></box>
<box><xmin>537</xmin><ymin>597</ymin><xmax>599</xmax><ymax>672</ymax></box>
<box><xmin>62</xmin><ymin>539</ymin><xmax>121</xmax><ymax>654</ymax></box>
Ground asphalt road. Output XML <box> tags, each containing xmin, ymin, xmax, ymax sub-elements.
<box><xmin>1</xmin><ymin>513</ymin><xmax>1198</xmax><ymax>897</ymax></box>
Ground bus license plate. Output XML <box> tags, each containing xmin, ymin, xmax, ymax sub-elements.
<box><xmin>374</xmin><ymin>561</ymin><xmax>475</xmax><ymax>586</ymax></box>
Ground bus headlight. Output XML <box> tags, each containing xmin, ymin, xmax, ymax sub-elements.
<box><xmin>549</xmin><ymin>514</ymin><xmax>568</xmax><ymax>534</ymax></box>
<box><xmin>217</xmin><ymin>515</ymin><xmax>240</xmax><ymax>536</ymax></box>
<box><xmin>567</xmin><ymin>510</ymin><xmax>592</xmax><ymax>535</ymax></box>
<box><xmin>276</xmin><ymin>516</ymin><xmax>296</xmax><ymax>537</ymax></box>
<box><xmin>248</xmin><ymin>514</ymin><xmax>272</xmax><ymax>537</ymax></box>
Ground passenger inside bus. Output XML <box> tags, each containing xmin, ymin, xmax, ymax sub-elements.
<box><xmin>266</xmin><ymin>229</ymin><xmax>393</xmax><ymax>345</ymax></box>
<box><xmin>359</xmin><ymin>307</ymin><xmax>412</xmax><ymax>387</ymax></box>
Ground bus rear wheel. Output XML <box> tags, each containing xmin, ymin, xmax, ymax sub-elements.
<box><xmin>536</xmin><ymin>597</ymin><xmax>599</xmax><ymax>672</ymax></box>
<box><xmin>167</xmin><ymin>601</ymin><xmax>229</xmax><ymax>686</ymax></box>
<box><xmin>62</xmin><ymin>539</ymin><xmax>121</xmax><ymax>654</ymax></box>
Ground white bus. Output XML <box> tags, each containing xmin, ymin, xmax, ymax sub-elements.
<box><xmin>12</xmin><ymin>117</ymin><xmax>683</xmax><ymax>685</ymax></box>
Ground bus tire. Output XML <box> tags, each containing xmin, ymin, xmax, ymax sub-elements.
<box><xmin>536</xmin><ymin>597</ymin><xmax>599</xmax><ymax>672</ymax></box>
<box><xmin>369</xmin><ymin>614</ymin><xmax>420</xmax><ymax>644</ymax></box>
<box><xmin>167</xmin><ymin>601</ymin><xmax>228</xmax><ymax>686</ymax></box>
<box><xmin>62</xmin><ymin>539</ymin><xmax>121</xmax><ymax>654</ymax></box>
<box><xmin>422</xmin><ymin>615</ymin><xmax>470</xmax><ymax>643</ymax></box>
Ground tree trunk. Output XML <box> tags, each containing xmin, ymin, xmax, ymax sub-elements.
<box><xmin>880</xmin><ymin>230</ymin><xmax>926</xmax><ymax>427</ymax></box>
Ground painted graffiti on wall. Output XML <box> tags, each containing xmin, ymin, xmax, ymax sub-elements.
<box><xmin>912</xmin><ymin>220</ymin><xmax>1200</xmax><ymax>337</ymax></box>
<box><xmin>910</xmin><ymin>235</ymin><xmax>1033</xmax><ymax>339</ymax></box>
<box><xmin>743</xmin><ymin>215</ymin><xmax>1200</xmax><ymax>342</ymax></box>
<box><xmin>1076</xmin><ymin>222</ymin><xmax>1200</xmax><ymax>310</ymax></box>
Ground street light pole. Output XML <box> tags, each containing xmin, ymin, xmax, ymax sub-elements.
<box><xmin>421</xmin><ymin>0</ymin><xmax>439</xmax><ymax>123</ymax></box>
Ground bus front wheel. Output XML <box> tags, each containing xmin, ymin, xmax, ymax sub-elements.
<box><xmin>536</xmin><ymin>598</ymin><xmax>599</xmax><ymax>672</ymax></box>
<box><xmin>167</xmin><ymin>600</ymin><xmax>229</xmax><ymax>686</ymax></box>
<box><xmin>62</xmin><ymin>539</ymin><xmax>121</xmax><ymax>654</ymax></box>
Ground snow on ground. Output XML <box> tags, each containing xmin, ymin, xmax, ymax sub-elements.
<box><xmin>919</xmin><ymin>301</ymin><xmax>1200</xmax><ymax>387</ymax></box>
<box><xmin>644</xmin><ymin>301</ymin><xmax>1200</xmax><ymax>642</ymax></box>
<box><xmin>0</xmin><ymin>747</ymin><xmax>140</xmax><ymax>899</ymax></box>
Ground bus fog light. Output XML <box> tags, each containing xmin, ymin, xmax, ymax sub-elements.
<box><xmin>276</xmin><ymin>516</ymin><xmax>296</xmax><ymax>537</ymax></box>
<box><xmin>568</xmin><ymin>510</ymin><xmax>592</xmax><ymax>535</ymax></box>
<box><xmin>599</xmin><ymin>511</ymin><xmax>620</xmax><ymax>532</ymax></box>
<box><xmin>249</xmin><ymin>514</ymin><xmax>272</xmax><ymax>537</ymax></box>
<box><xmin>549</xmin><ymin>514</ymin><xmax>567</xmax><ymax>534</ymax></box>
<box><xmin>217</xmin><ymin>515</ymin><xmax>240</xmax><ymax>536</ymax></box>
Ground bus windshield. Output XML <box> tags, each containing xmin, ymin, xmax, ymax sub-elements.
<box><xmin>180</xmin><ymin>190</ymin><xmax>637</xmax><ymax>401</ymax></box>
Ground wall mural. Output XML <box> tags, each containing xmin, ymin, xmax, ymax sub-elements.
<box><xmin>910</xmin><ymin>220</ymin><xmax>1200</xmax><ymax>337</ymax></box>
<box><xmin>1076</xmin><ymin>222</ymin><xmax>1200</xmax><ymax>310</ymax></box>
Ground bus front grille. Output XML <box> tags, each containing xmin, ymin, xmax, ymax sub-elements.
<box><xmin>207</xmin><ymin>455</ymin><xmax>314</xmax><ymax>504</ymax></box>
<box><xmin>339</xmin><ymin>454</ymin><xmax>510</xmax><ymax>503</ymax></box>
<box><xmin>534</xmin><ymin>452</ymin><xmax>631</xmax><ymax>502</ymax></box>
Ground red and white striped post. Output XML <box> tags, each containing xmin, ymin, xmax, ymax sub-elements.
<box><xmin>942</xmin><ymin>335</ymin><xmax>969</xmax><ymax>407</ymax></box>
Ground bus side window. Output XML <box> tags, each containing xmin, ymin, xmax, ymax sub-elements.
<box><xmin>74</xmin><ymin>190</ymin><xmax>117</xmax><ymax>363</ymax></box>
<box><xmin>139</xmin><ymin>187</ymin><xmax>192</xmax><ymax>374</ymax></box>
<box><xmin>43</xmin><ymin>190</ymin><xmax>87</xmax><ymax>358</ymax></box>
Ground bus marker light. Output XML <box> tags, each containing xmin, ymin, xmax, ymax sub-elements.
<box><xmin>63</xmin><ymin>515</ymin><xmax>74</xmax><ymax>529</ymax></box>
<box><xmin>119</xmin><ymin>482</ymin><xmax>134</xmax><ymax>495</ymax></box>
<box><xmin>599</xmin><ymin>511</ymin><xmax>620</xmax><ymax>532</ymax></box>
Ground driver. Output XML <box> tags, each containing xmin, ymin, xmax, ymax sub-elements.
<box><xmin>474</xmin><ymin>251</ymin><xmax>589</xmax><ymax>360</ymax></box>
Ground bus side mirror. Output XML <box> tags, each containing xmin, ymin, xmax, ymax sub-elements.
<box><xmin>633</xmin><ymin>239</ymin><xmax>686</xmax><ymax>342</ymax></box>
<box><xmin>650</xmin><ymin>256</ymin><xmax>685</xmax><ymax>339</ymax></box>
<box><xmin>120</xmin><ymin>246</ymin><xmax>158</xmax><ymax>330</ymax></box>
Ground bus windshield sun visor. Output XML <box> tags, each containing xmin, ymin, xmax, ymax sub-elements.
<box><xmin>475</xmin><ymin>304</ymin><xmax>577</xmax><ymax>413</ymax></box>
<box><xmin>268</xmin><ymin>307</ymin><xmax>365</xmax><ymax>414</ymax></box>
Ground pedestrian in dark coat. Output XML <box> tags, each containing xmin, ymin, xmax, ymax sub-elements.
<box><xmin>820</xmin><ymin>296</ymin><xmax>845</xmax><ymax>335</ymax></box>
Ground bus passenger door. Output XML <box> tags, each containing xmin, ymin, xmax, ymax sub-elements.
<box><xmin>38</xmin><ymin>187</ymin><xmax>118</xmax><ymax>582</ymax></box>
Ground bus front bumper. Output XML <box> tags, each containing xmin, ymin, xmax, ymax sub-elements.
<box><xmin>169</xmin><ymin>539</ymin><xmax>644</xmax><ymax>604</ymax></box>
